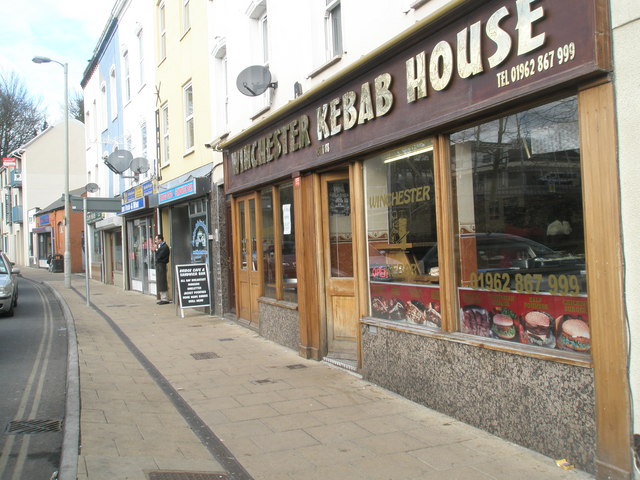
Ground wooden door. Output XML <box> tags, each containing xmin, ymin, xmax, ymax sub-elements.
<box><xmin>235</xmin><ymin>194</ymin><xmax>261</xmax><ymax>327</ymax></box>
<box><xmin>321</xmin><ymin>172</ymin><xmax>358</xmax><ymax>360</ymax></box>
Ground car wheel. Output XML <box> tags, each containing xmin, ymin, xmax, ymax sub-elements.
<box><xmin>6</xmin><ymin>302</ymin><xmax>14</xmax><ymax>317</ymax></box>
<box><xmin>13</xmin><ymin>293</ymin><xmax>17</xmax><ymax>307</ymax></box>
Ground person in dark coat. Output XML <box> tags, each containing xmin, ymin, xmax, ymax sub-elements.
<box><xmin>154</xmin><ymin>234</ymin><xmax>170</xmax><ymax>304</ymax></box>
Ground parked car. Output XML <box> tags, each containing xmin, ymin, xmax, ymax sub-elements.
<box><xmin>0</xmin><ymin>252</ymin><xmax>19</xmax><ymax>316</ymax></box>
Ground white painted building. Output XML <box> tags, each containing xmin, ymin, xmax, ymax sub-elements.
<box><xmin>611</xmin><ymin>0</ymin><xmax>640</xmax><ymax>475</ymax></box>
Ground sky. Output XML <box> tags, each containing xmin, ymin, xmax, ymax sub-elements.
<box><xmin>0</xmin><ymin>0</ymin><xmax>116</xmax><ymax>124</ymax></box>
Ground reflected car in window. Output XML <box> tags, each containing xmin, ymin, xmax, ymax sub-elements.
<box><xmin>0</xmin><ymin>252</ymin><xmax>19</xmax><ymax>316</ymax></box>
<box><xmin>422</xmin><ymin>233</ymin><xmax>586</xmax><ymax>295</ymax></box>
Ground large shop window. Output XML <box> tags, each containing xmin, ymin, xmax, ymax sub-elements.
<box><xmin>261</xmin><ymin>182</ymin><xmax>297</xmax><ymax>303</ymax></box>
<box><xmin>364</xmin><ymin>139</ymin><xmax>441</xmax><ymax>328</ymax></box>
<box><xmin>450</xmin><ymin>96</ymin><xmax>590</xmax><ymax>354</ymax></box>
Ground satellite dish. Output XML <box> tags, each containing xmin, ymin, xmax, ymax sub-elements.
<box><xmin>236</xmin><ymin>65</ymin><xmax>277</xmax><ymax>97</ymax></box>
<box><xmin>106</xmin><ymin>149</ymin><xmax>133</xmax><ymax>174</ymax></box>
<box><xmin>130</xmin><ymin>157</ymin><xmax>150</xmax><ymax>174</ymax></box>
<box><xmin>86</xmin><ymin>183</ymin><xmax>100</xmax><ymax>193</ymax></box>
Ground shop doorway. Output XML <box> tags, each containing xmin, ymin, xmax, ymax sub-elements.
<box><xmin>321</xmin><ymin>171</ymin><xmax>359</xmax><ymax>362</ymax></box>
<box><xmin>235</xmin><ymin>193</ymin><xmax>261</xmax><ymax>327</ymax></box>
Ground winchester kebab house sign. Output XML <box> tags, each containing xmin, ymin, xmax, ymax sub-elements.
<box><xmin>225</xmin><ymin>0</ymin><xmax>607</xmax><ymax>193</ymax></box>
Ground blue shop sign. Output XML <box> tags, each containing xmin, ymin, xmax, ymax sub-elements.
<box><xmin>121</xmin><ymin>198</ymin><xmax>146</xmax><ymax>214</ymax></box>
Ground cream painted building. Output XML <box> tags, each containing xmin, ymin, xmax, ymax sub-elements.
<box><xmin>3</xmin><ymin>120</ymin><xmax>86</xmax><ymax>268</ymax></box>
<box><xmin>153</xmin><ymin>0</ymin><xmax>216</xmax><ymax>282</ymax></box>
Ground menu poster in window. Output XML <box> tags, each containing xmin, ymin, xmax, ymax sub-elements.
<box><xmin>329</xmin><ymin>182</ymin><xmax>350</xmax><ymax>216</ymax></box>
<box><xmin>459</xmin><ymin>288</ymin><xmax>590</xmax><ymax>353</ymax></box>
<box><xmin>370</xmin><ymin>282</ymin><xmax>441</xmax><ymax>328</ymax></box>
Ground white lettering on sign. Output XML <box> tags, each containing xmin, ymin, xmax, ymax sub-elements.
<box><xmin>316</xmin><ymin>73</ymin><xmax>393</xmax><ymax>142</ymax></box>
<box><xmin>406</xmin><ymin>0</ymin><xmax>548</xmax><ymax>102</ymax></box>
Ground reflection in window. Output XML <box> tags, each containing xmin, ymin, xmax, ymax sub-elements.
<box><xmin>364</xmin><ymin>139</ymin><xmax>441</xmax><ymax>328</ymax></box>
<box><xmin>451</xmin><ymin>96</ymin><xmax>590</xmax><ymax>354</ymax></box>
<box><xmin>327</xmin><ymin>179</ymin><xmax>352</xmax><ymax>278</ymax></box>
<box><xmin>279</xmin><ymin>183</ymin><xmax>297</xmax><ymax>302</ymax></box>
<box><xmin>260</xmin><ymin>183</ymin><xmax>297</xmax><ymax>302</ymax></box>
<box><xmin>261</xmin><ymin>189</ymin><xmax>276</xmax><ymax>298</ymax></box>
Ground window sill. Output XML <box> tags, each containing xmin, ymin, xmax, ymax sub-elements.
<box><xmin>258</xmin><ymin>296</ymin><xmax>298</xmax><ymax>310</ymax></box>
<box><xmin>307</xmin><ymin>55</ymin><xmax>342</xmax><ymax>79</ymax></box>
<box><xmin>160</xmin><ymin>162</ymin><xmax>170</xmax><ymax>169</ymax></box>
<box><xmin>180</xmin><ymin>27</ymin><xmax>191</xmax><ymax>42</ymax></box>
<box><xmin>360</xmin><ymin>316</ymin><xmax>593</xmax><ymax>368</ymax></box>
<box><xmin>183</xmin><ymin>147</ymin><xmax>195</xmax><ymax>158</ymax></box>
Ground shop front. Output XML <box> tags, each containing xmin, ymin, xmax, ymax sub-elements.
<box><xmin>95</xmin><ymin>215</ymin><xmax>124</xmax><ymax>287</ymax></box>
<box><xmin>154</xmin><ymin>172</ymin><xmax>212</xmax><ymax>304</ymax></box>
<box><xmin>222</xmin><ymin>0</ymin><xmax>631</xmax><ymax>476</ymax></box>
<box><xmin>121</xmin><ymin>180</ymin><xmax>157</xmax><ymax>295</ymax></box>
<box><xmin>86</xmin><ymin>211</ymin><xmax>104</xmax><ymax>281</ymax></box>
<box><xmin>32</xmin><ymin>213</ymin><xmax>53</xmax><ymax>269</ymax></box>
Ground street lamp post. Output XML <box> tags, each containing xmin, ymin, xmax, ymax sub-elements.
<box><xmin>33</xmin><ymin>56</ymin><xmax>71</xmax><ymax>288</ymax></box>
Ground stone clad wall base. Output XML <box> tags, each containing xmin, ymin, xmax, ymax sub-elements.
<box><xmin>259</xmin><ymin>300</ymin><xmax>299</xmax><ymax>352</ymax></box>
<box><xmin>361</xmin><ymin>325</ymin><xmax>596</xmax><ymax>473</ymax></box>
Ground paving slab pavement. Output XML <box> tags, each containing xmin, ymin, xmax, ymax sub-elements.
<box><xmin>22</xmin><ymin>268</ymin><xmax>595</xmax><ymax>480</ymax></box>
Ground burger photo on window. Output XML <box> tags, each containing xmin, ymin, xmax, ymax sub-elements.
<box><xmin>556</xmin><ymin>316</ymin><xmax>591</xmax><ymax>353</ymax></box>
<box><xmin>491</xmin><ymin>313</ymin><xmax>517</xmax><ymax>340</ymax></box>
<box><xmin>522</xmin><ymin>310</ymin><xmax>554</xmax><ymax>346</ymax></box>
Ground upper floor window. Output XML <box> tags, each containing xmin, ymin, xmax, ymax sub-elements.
<box><xmin>246</xmin><ymin>1</ymin><xmax>271</xmax><ymax>112</ymax></box>
<box><xmin>109</xmin><ymin>67</ymin><xmax>117</xmax><ymax>120</ymax></box>
<box><xmin>212</xmin><ymin>41</ymin><xmax>229</xmax><ymax>135</ymax></box>
<box><xmin>183</xmin><ymin>82</ymin><xmax>194</xmax><ymax>151</ymax></box>
<box><xmin>325</xmin><ymin>0</ymin><xmax>342</xmax><ymax>60</ymax></box>
<box><xmin>137</xmin><ymin>28</ymin><xmax>145</xmax><ymax>86</ymax></box>
<box><xmin>158</xmin><ymin>2</ymin><xmax>167</xmax><ymax>61</ymax></box>
<box><xmin>260</xmin><ymin>12</ymin><xmax>269</xmax><ymax>64</ymax></box>
<box><xmin>123</xmin><ymin>50</ymin><xmax>131</xmax><ymax>103</ymax></box>
<box><xmin>100</xmin><ymin>83</ymin><xmax>107</xmax><ymax>131</ymax></box>
<box><xmin>182</xmin><ymin>0</ymin><xmax>191</xmax><ymax>35</ymax></box>
<box><xmin>140</xmin><ymin>122</ymin><xmax>148</xmax><ymax>159</ymax></box>
<box><xmin>161</xmin><ymin>103</ymin><xmax>170</xmax><ymax>166</ymax></box>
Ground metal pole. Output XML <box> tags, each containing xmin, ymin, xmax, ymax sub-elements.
<box><xmin>63</xmin><ymin>62</ymin><xmax>71</xmax><ymax>288</ymax></box>
<box><xmin>84</xmin><ymin>197</ymin><xmax>89</xmax><ymax>306</ymax></box>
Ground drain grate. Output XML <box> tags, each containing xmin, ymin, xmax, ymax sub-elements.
<box><xmin>218</xmin><ymin>338</ymin><xmax>234</xmax><ymax>342</ymax></box>
<box><xmin>6</xmin><ymin>419</ymin><xmax>63</xmax><ymax>435</ymax></box>
<box><xmin>147</xmin><ymin>472</ymin><xmax>229</xmax><ymax>480</ymax></box>
<box><xmin>191</xmin><ymin>352</ymin><xmax>220</xmax><ymax>360</ymax></box>
<box><xmin>252</xmin><ymin>378</ymin><xmax>276</xmax><ymax>384</ymax></box>
<box><xmin>286</xmin><ymin>364</ymin><xmax>307</xmax><ymax>370</ymax></box>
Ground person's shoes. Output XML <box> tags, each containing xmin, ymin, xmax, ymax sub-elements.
<box><xmin>157</xmin><ymin>300</ymin><xmax>170</xmax><ymax>305</ymax></box>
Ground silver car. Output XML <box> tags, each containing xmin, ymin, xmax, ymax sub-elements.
<box><xmin>0</xmin><ymin>252</ymin><xmax>19</xmax><ymax>316</ymax></box>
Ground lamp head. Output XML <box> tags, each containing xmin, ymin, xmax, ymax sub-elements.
<box><xmin>32</xmin><ymin>56</ymin><xmax>52</xmax><ymax>64</ymax></box>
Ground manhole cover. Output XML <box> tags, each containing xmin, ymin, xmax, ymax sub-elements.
<box><xmin>6</xmin><ymin>419</ymin><xmax>63</xmax><ymax>434</ymax></box>
<box><xmin>191</xmin><ymin>352</ymin><xmax>220</xmax><ymax>360</ymax></box>
<box><xmin>147</xmin><ymin>472</ymin><xmax>229</xmax><ymax>480</ymax></box>
<box><xmin>286</xmin><ymin>364</ymin><xmax>307</xmax><ymax>369</ymax></box>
